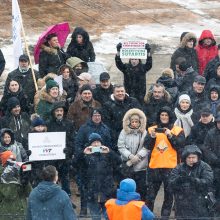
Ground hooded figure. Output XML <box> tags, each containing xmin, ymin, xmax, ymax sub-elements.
<box><xmin>196</xmin><ymin>30</ymin><xmax>218</xmax><ymax>75</ymax></box>
<box><xmin>118</xmin><ymin>108</ymin><xmax>148</xmax><ymax>200</ymax></box>
<box><xmin>169</xmin><ymin>145</ymin><xmax>213</xmax><ymax>220</ymax></box>
<box><xmin>206</xmin><ymin>62</ymin><xmax>220</xmax><ymax>91</ymax></box>
<box><xmin>0</xmin><ymin>128</ymin><xmax>28</xmax><ymax>162</ymax></box>
<box><xmin>67</xmin><ymin>27</ymin><xmax>95</xmax><ymax>62</ymax></box>
<box><xmin>171</xmin><ymin>32</ymin><xmax>199</xmax><ymax>72</ymax></box>
<box><xmin>207</xmin><ymin>85</ymin><xmax>220</xmax><ymax>117</ymax></box>
<box><xmin>105</xmin><ymin>178</ymin><xmax>154</xmax><ymax>220</ymax></box>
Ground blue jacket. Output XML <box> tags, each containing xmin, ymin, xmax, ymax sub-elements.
<box><xmin>106</xmin><ymin>179</ymin><xmax>154</xmax><ymax>220</ymax></box>
<box><xmin>26</xmin><ymin>181</ymin><xmax>76</xmax><ymax>220</ymax></box>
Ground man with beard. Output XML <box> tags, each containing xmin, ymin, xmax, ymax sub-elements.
<box><xmin>47</xmin><ymin>101</ymin><xmax>75</xmax><ymax>200</ymax></box>
<box><xmin>145</xmin><ymin>106</ymin><xmax>185</xmax><ymax>218</ymax></box>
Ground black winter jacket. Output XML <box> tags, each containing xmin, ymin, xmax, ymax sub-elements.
<box><xmin>93</xmin><ymin>84</ymin><xmax>113</xmax><ymax>106</ymax></box>
<box><xmin>204</xmin><ymin>55</ymin><xmax>220</xmax><ymax>82</ymax></box>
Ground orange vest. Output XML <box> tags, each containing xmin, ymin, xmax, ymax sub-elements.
<box><xmin>148</xmin><ymin>125</ymin><xmax>183</xmax><ymax>169</ymax></box>
<box><xmin>105</xmin><ymin>199</ymin><xmax>144</xmax><ymax>220</ymax></box>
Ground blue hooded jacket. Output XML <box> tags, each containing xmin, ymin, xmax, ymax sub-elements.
<box><xmin>106</xmin><ymin>178</ymin><xmax>154</xmax><ymax>220</ymax></box>
<box><xmin>26</xmin><ymin>181</ymin><xmax>76</xmax><ymax>220</ymax></box>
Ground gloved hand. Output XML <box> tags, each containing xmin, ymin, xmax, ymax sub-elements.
<box><xmin>126</xmin><ymin>160</ymin><xmax>133</xmax><ymax>167</ymax></box>
<box><xmin>131</xmin><ymin>155</ymin><xmax>141</xmax><ymax>165</ymax></box>
<box><xmin>116</xmin><ymin>42</ymin><xmax>122</xmax><ymax>52</ymax></box>
<box><xmin>145</xmin><ymin>43</ymin><xmax>151</xmax><ymax>53</ymax></box>
<box><xmin>128</xmin><ymin>154</ymin><xmax>135</xmax><ymax>160</ymax></box>
<box><xmin>26</xmin><ymin>150</ymin><xmax>32</xmax><ymax>156</ymax></box>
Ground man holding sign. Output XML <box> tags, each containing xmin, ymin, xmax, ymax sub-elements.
<box><xmin>115</xmin><ymin>41</ymin><xmax>152</xmax><ymax>104</ymax></box>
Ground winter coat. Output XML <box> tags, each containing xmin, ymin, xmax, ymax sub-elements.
<box><xmin>46</xmin><ymin>102</ymin><xmax>75</xmax><ymax>158</ymax></box>
<box><xmin>67</xmin><ymin>27</ymin><xmax>95</xmax><ymax>62</ymax></box>
<box><xmin>75</xmin><ymin>119</ymin><xmax>112</xmax><ymax>160</ymax></box>
<box><xmin>206</xmin><ymin>62</ymin><xmax>220</xmax><ymax>91</ymax></box>
<box><xmin>169</xmin><ymin>145</ymin><xmax>213</xmax><ymax>219</ymax></box>
<box><xmin>0</xmin><ymin>49</ymin><xmax>5</xmax><ymax>76</ymax></box>
<box><xmin>84</xmin><ymin>151</ymin><xmax>121</xmax><ymax>203</ymax></box>
<box><xmin>93</xmin><ymin>84</ymin><xmax>114</xmax><ymax>106</ymax></box>
<box><xmin>39</xmin><ymin>44</ymin><xmax>68</xmax><ymax>78</ymax></box>
<box><xmin>156</xmin><ymin>76</ymin><xmax>178</xmax><ymax>103</ymax></box>
<box><xmin>186</xmin><ymin>119</ymin><xmax>215</xmax><ymax>152</ymax></box>
<box><xmin>118</xmin><ymin>108</ymin><xmax>148</xmax><ymax>171</ymax></box>
<box><xmin>106</xmin><ymin>178</ymin><xmax>154</xmax><ymax>220</ymax></box>
<box><xmin>26</xmin><ymin>181</ymin><xmax>76</xmax><ymax>220</ymax></box>
<box><xmin>204</xmin><ymin>55</ymin><xmax>220</xmax><ymax>82</ymax></box>
<box><xmin>0</xmin><ymin>83</ymin><xmax>29</xmax><ymax>114</ymax></box>
<box><xmin>175</xmin><ymin>67</ymin><xmax>198</xmax><ymax>93</ymax></box>
<box><xmin>67</xmin><ymin>98</ymin><xmax>101</xmax><ymax>131</ymax></box>
<box><xmin>207</xmin><ymin>84</ymin><xmax>220</xmax><ymax>117</ymax></box>
<box><xmin>196</xmin><ymin>30</ymin><xmax>218</xmax><ymax>75</ymax></box>
<box><xmin>5</xmin><ymin>68</ymin><xmax>39</xmax><ymax>107</ymax></box>
<box><xmin>36</xmin><ymin>89</ymin><xmax>67</xmax><ymax>121</ymax></box>
<box><xmin>102</xmin><ymin>94</ymin><xmax>141</xmax><ymax>147</ymax></box>
<box><xmin>143</xmin><ymin>90</ymin><xmax>171</xmax><ymax>126</ymax></box>
<box><xmin>170</xmin><ymin>32</ymin><xmax>199</xmax><ymax>72</ymax></box>
<box><xmin>115</xmin><ymin>55</ymin><xmax>152</xmax><ymax>104</ymax></box>
<box><xmin>0</xmin><ymin>163</ymin><xmax>31</xmax><ymax>219</ymax></box>
<box><xmin>0</xmin><ymin>112</ymin><xmax>31</xmax><ymax>146</ymax></box>
<box><xmin>187</xmin><ymin>89</ymin><xmax>209</xmax><ymax>122</ymax></box>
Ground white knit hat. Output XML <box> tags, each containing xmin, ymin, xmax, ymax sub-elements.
<box><xmin>178</xmin><ymin>94</ymin><xmax>191</xmax><ymax>104</ymax></box>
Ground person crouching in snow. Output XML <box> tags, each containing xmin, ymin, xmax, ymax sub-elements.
<box><xmin>83</xmin><ymin>133</ymin><xmax>121</xmax><ymax>220</ymax></box>
<box><xmin>118</xmin><ymin>108</ymin><xmax>148</xmax><ymax>201</ymax></box>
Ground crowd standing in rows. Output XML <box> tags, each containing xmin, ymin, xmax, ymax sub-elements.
<box><xmin>0</xmin><ymin>27</ymin><xmax>220</xmax><ymax>220</ymax></box>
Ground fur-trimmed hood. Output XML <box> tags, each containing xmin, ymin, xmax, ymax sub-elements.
<box><xmin>144</xmin><ymin>89</ymin><xmax>171</xmax><ymax>104</ymax></box>
<box><xmin>180</xmin><ymin>32</ymin><xmax>197</xmax><ymax>48</ymax></box>
<box><xmin>123</xmin><ymin>108</ymin><xmax>147</xmax><ymax>134</ymax></box>
<box><xmin>71</xmin><ymin>27</ymin><xmax>90</xmax><ymax>45</ymax></box>
<box><xmin>39</xmin><ymin>88</ymin><xmax>66</xmax><ymax>104</ymax></box>
<box><xmin>41</xmin><ymin>44</ymin><xmax>58</xmax><ymax>55</ymax></box>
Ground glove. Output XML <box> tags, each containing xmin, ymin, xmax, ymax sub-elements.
<box><xmin>130</xmin><ymin>155</ymin><xmax>141</xmax><ymax>165</ymax></box>
<box><xmin>128</xmin><ymin>154</ymin><xmax>135</xmax><ymax>160</ymax></box>
<box><xmin>116</xmin><ymin>42</ymin><xmax>122</xmax><ymax>52</ymax></box>
<box><xmin>145</xmin><ymin>43</ymin><xmax>151</xmax><ymax>53</ymax></box>
<box><xmin>26</xmin><ymin>150</ymin><xmax>32</xmax><ymax>156</ymax></box>
<box><xmin>126</xmin><ymin>160</ymin><xmax>133</xmax><ymax>167</ymax></box>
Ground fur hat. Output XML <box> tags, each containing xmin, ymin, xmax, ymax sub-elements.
<box><xmin>88</xmin><ymin>133</ymin><xmax>103</xmax><ymax>145</ymax></box>
<box><xmin>161</xmin><ymin>68</ymin><xmax>174</xmax><ymax>78</ymax></box>
<box><xmin>178</xmin><ymin>94</ymin><xmax>191</xmax><ymax>104</ymax></box>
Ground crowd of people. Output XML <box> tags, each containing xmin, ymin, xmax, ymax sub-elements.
<box><xmin>0</xmin><ymin>27</ymin><xmax>220</xmax><ymax>220</ymax></box>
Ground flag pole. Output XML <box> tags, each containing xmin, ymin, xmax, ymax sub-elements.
<box><xmin>16</xmin><ymin>1</ymin><xmax>38</xmax><ymax>92</ymax></box>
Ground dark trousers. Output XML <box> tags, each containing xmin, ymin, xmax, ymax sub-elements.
<box><xmin>146</xmin><ymin>168</ymin><xmax>173</xmax><ymax>218</ymax></box>
<box><xmin>58</xmin><ymin>162</ymin><xmax>71</xmax><ymax>196</ymax></box>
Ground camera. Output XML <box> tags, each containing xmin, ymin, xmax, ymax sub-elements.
<box><xmin>155</xmin><ymin>128</ymin><xmax>165</xmax><ymax>133</ymax></box>
<box><xmin>91</xmin><ymin>146</ymin><xmax>102</xmax><ymax>153</ymax></box>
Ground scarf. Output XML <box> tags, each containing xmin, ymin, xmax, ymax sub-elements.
<box><xmin>174</xmin><ymin>108</ymin><xmax>194</xmax><ymax>137</ymax></box>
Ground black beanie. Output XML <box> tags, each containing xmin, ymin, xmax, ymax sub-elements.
<box><xmin>7</xmin><ymin>97</ymin><xmax>20</xmax><ymax>111</ymax></box>
<box><xmin>179</xmin><ymin>62</ymin><xmax>191</xmax><ymax>71</ymax></box>
<box><xmin>80</xmin><ymin>84</ymin><xmax>92</xmax><ymax>94</ymax></box>
<box><xmin>90</xmin><ymin>108</ymin><xmax>102</xmax><ymax>118</ymax></box>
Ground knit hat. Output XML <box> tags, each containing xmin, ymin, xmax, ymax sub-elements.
<box><xmin>31</xmin><ymin>114</ymin><xmax>45</xmax><ymax>127</ymax></box>
<box><xmin>46</xmin><ymin>78</ymin><xmax>59</xmax><ymax>92</ymax></box>
<box><xmin>90</xmin><ymin>108</ymin><xmax>102</xmax><ymax>118</ymax></box>
<box><xmin>7</xmin><ymin>97</ymin><xmax>20</xmax><ymax>111</ymax></box>
<box><xmin>0</xmin><ymin>151</ymin><xmax>16</xmax><ymax>166</ymax></box>
<box><xmin>161</xmin><ymin>68</ymin><xmax>174</xmax><ymax>78</ymax></box>
<box><xmin>178</xmin><ymin>94</ymin><xmax>191</xmax><ymax>104</ymax></box>
<box><xmin>119</xmin><ymin>178</ymin><xmax>136</xmax><ymax>192</ymax></box>
<box><xmin>88</xmin><ymin>133</ymin><xmax>103</xmax><ymax>145</ymax></box>
<box><xmin>80</xmin><ymin>84</ymin><xmax>93</xmax><ymax>94</ymax></box>
<box><xmin>194</xmin><ymin>75</ymin><xmax>206</xmax><ymax>84</ymax></box>
<box><xmin>77</xmin><ymin>72</ymin><xmax>91</xmax><ymax>81</ymax></box>
<box><xmin>179</xmin><ymin>62</ymin><xmax>191</xmax><ymax>71</ymax></box>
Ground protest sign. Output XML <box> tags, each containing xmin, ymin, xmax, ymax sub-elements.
<box><xmin>88</xmin><ymin>62</ymin><xmax>107</xmax><ymax>83</ymax></box>
<box><xmin>120</xmin><ymin>40</ymin><xmax>147</xmax><ymax>59</ymax></box>
<box><xmin>28</xmin><ymin>132</ymin><xmax>66</xmax><ymax>161</ymax></box>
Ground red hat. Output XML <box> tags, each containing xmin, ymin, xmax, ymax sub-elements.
<box><xmin>0</xmin><ymin>151</ymin><xmax>16</xmax><ymax>166</ymax></box>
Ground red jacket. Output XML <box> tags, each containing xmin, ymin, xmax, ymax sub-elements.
<box><xmin>196</xmin><ymin>30</ymin><xmax>218</xmax><ymax>75</ymax></box>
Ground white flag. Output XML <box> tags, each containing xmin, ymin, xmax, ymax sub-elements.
<box><xmin>12</xmin><ymin>0</ymin><xmax>23</xmax><ymax>68</ymax></box>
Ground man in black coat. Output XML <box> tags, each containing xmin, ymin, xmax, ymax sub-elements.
<box><xmin>187</xmin><ymin>108</ymin><xmax>215</xmax><ymax>152</ymax></box>
<box><xmin>204</xmin><ymin>44</ymin><xmax>220</xmax><ymax>82</ymax></box>
<box><xmin>115</xmin><ymin>43</ymin><xmax>152</xmax><ymax>104</ymax></box>
<box><xmin>93</xmin><ymin>72</ymin><xmax>113</xmax><ymax>106</ymax></box>
<box><xmin>169</xmin><ymin>145</ymin><xmax>213</xmax><ymax>220</ymax></box>
<box><xmin>203</xmin><ymin>113</ymin><xmax>220</xmax><ymax>216</ymax></box>
<box><xmin>46</xmin><ymin>101</ymin><xmax>75</xmax><ymax>198</ymax></box>
<box><xmin>0</xmin><ymin>49</ymin><xmax>5</xmax><ymax>76</ymax></box>
<box><xmin>143</xmin><ymin>83</ymin><xmax>172</xmax><ymax>126</ymax></box>
<box><xmin>5</xmin><ymin>54</ymin><xmax>39</xmax><ymax>112</ymax></box>
<box><xmin>102</xmin><ymin>85</ymin><xmax>141</xmax><ymax>149</ymax></box>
